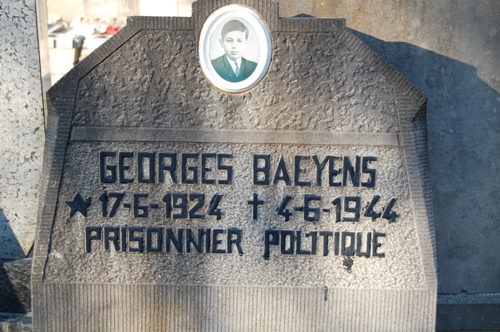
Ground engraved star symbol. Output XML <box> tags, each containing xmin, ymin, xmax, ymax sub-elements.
<box><xmin>66</xmin><ymin>193</ymin><xmax>91</xmax><ymax>217</ymax></box>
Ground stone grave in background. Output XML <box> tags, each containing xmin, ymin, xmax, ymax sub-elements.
<box><xmin>33</xmin><ymin>0</ymin><xmax>437</xmax><ymax>330</ymax></box>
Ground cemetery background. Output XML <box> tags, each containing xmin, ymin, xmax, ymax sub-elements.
<box><xmin>0</xmin><ymin>0</ymin><xmax>499</xmax><ymax>330</ymax></box>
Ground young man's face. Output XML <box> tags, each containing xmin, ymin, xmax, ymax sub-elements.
<box><xmin>220</xmin><ymin>30</ymin><xmax>248</xmax><ymax>62</ymax></box>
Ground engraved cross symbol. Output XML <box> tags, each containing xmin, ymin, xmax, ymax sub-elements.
<box><xmin>247</xmin><ymin>193</ymin><xmax>264</xmax><ymax>220</ymax></box>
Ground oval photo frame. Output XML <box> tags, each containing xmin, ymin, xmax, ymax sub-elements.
<box><xmin>199</xmin><ymin>5</ymin><xmax>272</xmax><ymax>94</ymax></box>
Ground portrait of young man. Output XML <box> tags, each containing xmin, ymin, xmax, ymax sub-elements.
<box><xmin>211</xmin><ymin>19</ymin><xmax>258</xmax><ymax>82</ymax></box>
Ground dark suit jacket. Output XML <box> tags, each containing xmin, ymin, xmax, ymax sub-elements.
<box><xmin>211</xmin><ymin>55</ymin><xmax>257</xmax><ymax>82</ymax></box>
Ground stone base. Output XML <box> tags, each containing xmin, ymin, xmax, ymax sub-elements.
<box><xmin>33</xmin><ymin>283</ymin><xmax>436</xmax><ymax>331</ymax></box>
<box><xmin>437</xmin><ymin>294</ymin><xmax>500</xmax><ymax>330</ymax></box>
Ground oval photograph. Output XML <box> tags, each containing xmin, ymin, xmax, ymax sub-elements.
<box><xmin>199</xmin><ymin>5</ymin><xmax>272</xmax><ymax>94</ymax></box>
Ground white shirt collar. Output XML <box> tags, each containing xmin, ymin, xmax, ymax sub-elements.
<box><xmin>225</xmin><ymin>56</ymin><xmax>242</xmax><ymax>72</ymax></box>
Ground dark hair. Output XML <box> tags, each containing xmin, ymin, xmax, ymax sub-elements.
<box><xmin>221</xmin><ymin>20</ymin><xmax>249</xmax><ymax>40</ymax></box>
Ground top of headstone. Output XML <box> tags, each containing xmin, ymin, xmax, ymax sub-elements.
<box><xmin>48</xmin><ymin>0</ymin><xmax>424</xmax><ymax>133</ymax></box>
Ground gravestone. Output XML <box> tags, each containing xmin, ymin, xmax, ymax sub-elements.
<box><xmin>33</xmin><ymin>0</ymin><xmax>437</xmax><ymax>330</ymax></box>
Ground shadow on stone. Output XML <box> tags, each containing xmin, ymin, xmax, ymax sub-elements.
<box><xmin>0</xmin><ymin>209</ymin><xmax>31</xmax><ymax>314</ymax></box>
<box><xmin>0</xmin><ymin>210</ymin><xmax>26</xmax><ymax>259</ymax></box>
<box><xmin>350</xmin><ymin>30</ymin><xmax>500</xmax><ymax>330</ymax></box>
<box><xmin>0</xmin><ymin>259</ymin><xmax>32</xmax><ymax>314</ymax></box>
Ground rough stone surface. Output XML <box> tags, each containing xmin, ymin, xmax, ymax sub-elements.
<box><xmin>281</xmin><ymin>0</ymin><xmax>500</xmax><ymax>297</ymax></box>
<box><xmin>0</xmin><ymin>259</ymin><xmax>32</xmax><ymax>313</ymax></box>
<box><xmin>0</xmin><ymin>0</ymin><xmax>47</xmax><ymax>259</ymax></box>
<box><xmin>280</xmin><ymin>1</ymin><xmax>500</xmax><ymax>329</ymax></box>
<box><xmin>33</xmin><ymin>0</ymin><xmax>436</xmax><ymax>330</ymax></box>
<box><xmin>47</xmin><ymin>143</ymin><xmax>424</xmax><ymax>289</ymax></box>
<box><xmin>73</xmin><ymin>31</ymin><xmax>400</xmax><ymax>133</ymax></box>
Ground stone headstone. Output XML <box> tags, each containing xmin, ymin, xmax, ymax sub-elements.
<box><xmin>33</xmin><ymin>1</ymin><xmax>437</xmax><ymax>330</ymax></box>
